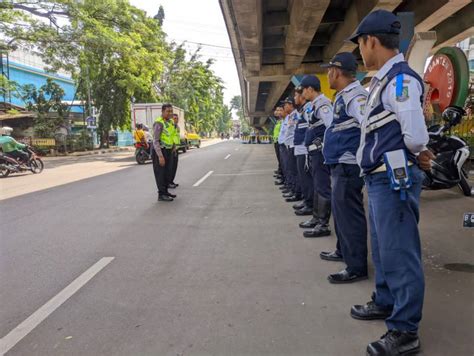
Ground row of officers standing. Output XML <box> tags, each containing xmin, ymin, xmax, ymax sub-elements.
<box><xmin>271</xmin><ymin>10</ymin><xmax>434</xmax><ymax>356</ymax></box>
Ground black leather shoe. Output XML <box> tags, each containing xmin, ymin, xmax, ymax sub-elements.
<box><xmin>279</xmin><ymin>186</ymin><xmax>288</xmax><ymax>190</ymax></box>
<box><xmin>293</xmin><ymin>201</ymin><xmax>306</xmax><ymax>210</ymax></box>
<box><xmin>320</xmin><ymin>251</ymin><xmax>344</xmax><ymax>262</ymax></box>
<box><xmin>327</xmin><ymin>269</ymin><xmax>368</xmax><ymax>284</ymax></box>
<box><xmin>166</xmin><ymin>193</ymin><xmax>177</xmax><ymax>198</ymax></box>
<box><xmin>282</xmin><ymin>192</ymin><xmax>294</xmax><ymax>198</ymax></box>
<box><xmin>303</xmin><ymin>225</ymin><xmax>331</xmax><ymax>237</ymax></box>
<box><xmin>295</xmin><ymin>206</ymin><xmax>313</xmax><ymax>216</ymax></box>
<box><xmin>158</xmin><ymin>195</ymin><xmax>174</xmax><ymax>202</ymax></box>
<box><xmin>367</xmin><ymin>330</ymin><xmax>420</xmax><ymax>356</ymax></box>
<box><xmin>299</xmin><ymin>217</ymin><xmax>318</xmax><ymax>228</ymax></box>
<box><xmin>351</xmin><ymin>300</ymin><xmax>393</xmax><ymax>320</ymax></box>
<box><xmin>285</xmin><ymin>195</ymin><xmax>302</xmax><ymax>202</ymax></box>
<box><xmin>275</xmin><ymin>180</ymin><xmax>284</xmax><ymax>185</ymax></box>
<box><xmin>168</xmin><ymin>183</ymin><xmax>179</xmax><ymax>189</ymax></box>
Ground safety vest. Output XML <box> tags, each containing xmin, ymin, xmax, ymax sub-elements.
<box><xmin>154</xmin><ymin>116</ymin><xmax>174</xmax><ymax>148</ymax></box>
<box><xmin>323</xmin><ymin>83</ymin><xmax>367</xmax><ymax>165</ymax></box>
<box><xmin>273</xmin><ymin>120</ymin><xmax>282</xmax><ymax>141</ymax></box>
<box><xmin>359</xmin><ymin>62</ymin><xmax>424</xmax><ymax>174</ymax></box>
<box><xmin>173</xmin><ymin>125</ymin><xmax>181</xmax><ymax>145</ymax></box>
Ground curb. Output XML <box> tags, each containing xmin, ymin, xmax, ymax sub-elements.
<box><xmin>48</xmin><ymin>147</ymin><xmax>135</xmax><ymax>158</ymax></box>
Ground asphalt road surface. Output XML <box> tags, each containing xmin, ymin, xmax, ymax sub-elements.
<box><xmin>1</xmin><ymin>141</ymin><xmax>473</xmax><ymax>355</ymax></box>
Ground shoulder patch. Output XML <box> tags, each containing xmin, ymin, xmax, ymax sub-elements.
<box><xmin>395</xmin><ymin>74</ymin><xmax>409</xmax><ymax>102</ymax></box>
<box><xmin>357</xmin><ymin>97</ymin><xmax>367</xmax><ymax>103</ymax></box>
<box><xmin>322</xmin><ymin>106</ymin><xmax>330</xmax><ymax>114</ymax></box>
<box><xmin>396</xmin><ymin>86</ymin><xmax>409</xmax><ymax>102</ymax></box>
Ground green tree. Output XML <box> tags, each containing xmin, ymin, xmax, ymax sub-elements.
<box><xmin>75</xmin><ymin>0</ymin><xmax>168</xmax><ymax>146</ymax></box>
<box><xmin>2</xmin><ymin>0</ymin><xmax>168</xmax><ymax>146</ymax></box>
<box><xmin>159</xmin><ymin>47</ymin><xmax>226</xmax><ymax>135</ymax></box>
<box><xmin>1</xmin><ymin>1</ymin><xmax>229</xmax><ymax>142</ymax></box>
<box><xmin>231</xmin><ymin>95</ymin><xmax>250</xmax><ymax>135</ymax></box>
<box><xmin>217</xmin><ymin>104</ymin><xmax>232</xmax><ymax>134</ymax></box>
<box><xmin>22</xmin><ymin>78</ymin><xmax>68</xmax><ymax>138</ymax></box>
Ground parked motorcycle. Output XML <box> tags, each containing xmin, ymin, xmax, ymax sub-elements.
<box><xmin>135</xmin><ymin>142</ymin><xmax>151</xmax><ymax>164</ymax></box>
<box><xmin>0</xmin><ymin>146</ymin><xmax>44</xmax><ymax>178</ymax></box>
<box><xmin>423</xmin><ymin>106</ymin><xmax>472</xmax><ymax>196</ymax></box>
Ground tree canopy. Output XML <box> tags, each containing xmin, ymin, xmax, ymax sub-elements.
<box><xmin>1</xmin><ymin>0</ymin><xmax>232</xmax><ymax>145</ymax></box>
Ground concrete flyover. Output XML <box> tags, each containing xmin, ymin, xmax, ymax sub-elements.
<box><xmin>219</xmin><ymin>0</ymin><xmax>473</xmax><ymax>127</ymax></box>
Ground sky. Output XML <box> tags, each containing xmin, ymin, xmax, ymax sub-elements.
<box><xmin>129</xmin><ymin>0</ymin><xmax>241</xmax><ymax>107</ymax></box>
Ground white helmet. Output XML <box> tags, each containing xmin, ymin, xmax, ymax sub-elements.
<box><xmin>0</xmin><ymin>126</ymin><xmax>13</xmax><ymax>136</ymax></box>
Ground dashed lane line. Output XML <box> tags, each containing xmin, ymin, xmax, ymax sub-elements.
<box><xmin>193</xmin><ymin>171</ymin><xmax>214</xmax><ymax>187</ymax></box>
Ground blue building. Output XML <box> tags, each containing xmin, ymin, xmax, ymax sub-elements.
<box><xmin>1</xmin><ymin>49</ymin><xmax>82</xmax><ymax>113</ymax></box>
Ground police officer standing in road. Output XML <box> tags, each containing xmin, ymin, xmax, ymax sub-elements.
<box><xmin>347</xmin><ymin>10</ymin><xmax>434</xmax><ymax>356</ymax></box>
<box><xmin>152</xmin><ymin>104</ymin><xmax>177</xmax><ymax>202</ymax></box>
<box><xmin>293</xmin><ymin>86</ymin><xmax>315</xmax><ymax>220</ymax></box>
<box><xmin>320</xmin><ymin>52</ymin><xmax>369</xmax><ymax>284</ymax></box>
<box><xmin>169</xmin><ymin>113</ymin><xmax>180</xmax><ymax>189</ymax></box>
<box><xmin>298</xmin><ymin>76</ymin><xmax>334</xmax><ymax>238</ymax></box>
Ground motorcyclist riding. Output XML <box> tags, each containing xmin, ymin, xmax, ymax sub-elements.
<box><xmin>133</xmin><ymin>124</ymin><xmax>147</xmax><ymax>147</ymax></box>
<box><xmin>0</xmin><ymin>127</ymin><xmax>28</xmax><ymax>165</ymax></box>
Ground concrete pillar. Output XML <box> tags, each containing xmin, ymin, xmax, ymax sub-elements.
<box><xmin>284</xmin><ymin>0</ymin><xmax>330</xmax><ymax>69</ymax></box>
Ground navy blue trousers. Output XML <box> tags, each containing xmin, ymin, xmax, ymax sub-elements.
<box><xmin>274</xmin><ymin>143</ymin><xmax>282</xmax><ymax>173</ymax></box>
<box><xmin>279</xmin><ymin>144</ymin><xmax>288</xmax><ymax>183</ymax></box>
<box><xmin>309</xmin><ymin>151</ymin><xmax>331</xmax><ymax>199</ymax></box>
<box><xmin>287</xmin><ymin>147</ymin><xmax>299</xmax><ymax>194</ymax></box>
<box><xmin>296</xmin><ymin>154</ymin><xmax>313</xmax><ymax>207</ymax></box>
<box><xmin>331</xmin><ymin>164</ymin><xmax>368</xmax><ymax>275</ymax></box>
<box><xmin>365</xmin><ymin>165</ymin><xmax>425</xmax><ymax>332</ymax></box>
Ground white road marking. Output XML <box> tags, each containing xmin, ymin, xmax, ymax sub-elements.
<box><xmin>193</xmin><ymin>170</ymin><xmax>214</xmax><ymax>187</ymax></box>
<box><xmin>224</xmin><ymin>154</ymin><xmax>231</xmax><ymax>160</ymax></box>
<box><xmin>0</xmin><ymin>257</ymin><xmax>115</xmax><ymax>355</ymax></box>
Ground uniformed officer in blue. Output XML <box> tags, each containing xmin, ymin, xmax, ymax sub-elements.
<box><xmin>277</xmin><ymin>105</ymin><xmax>290</xmax><ymax>190</ymax></box>
<box><xmin>320</xmin><ymin>52</ymin><xmax>369</xmax><ymax>284</ymax></box>
<box><xmin>281</xmin><ymin>97</ymin><xmax>302</xmax><ymax>202</ymax></box>
<box><xmin>293</xmin><ymin>86</ymin><xmax>315</xmax><ymax>219</ymax></box>
<box><xmin>299</xmin><ymin>75</ymin><xmax>334</xmax><ymax>237</ymax></box>
<box><xmin>348</xmin><ymin>10</ymin><xmax>434</xmax><ymax>356</ymax></box>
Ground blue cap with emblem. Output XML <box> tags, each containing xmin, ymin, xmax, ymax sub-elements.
<box><xmin>321</xmin><ymin>52</ymin><xmax>358</xmax><ymax>72</ymax></box>
<box><xmin>282</xmin><ymin>96</ymin><xmax>295</xmax><ymax>105</ymax></box>
<box><xmin>347</xmin><ymin>9</ymin><xmax>401</xmax><ymax>44</ymax></box>
<box><xmin>300</xmin><ymin>75</ymin><xmax>321</xmax><ymax>91</ymax></box>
